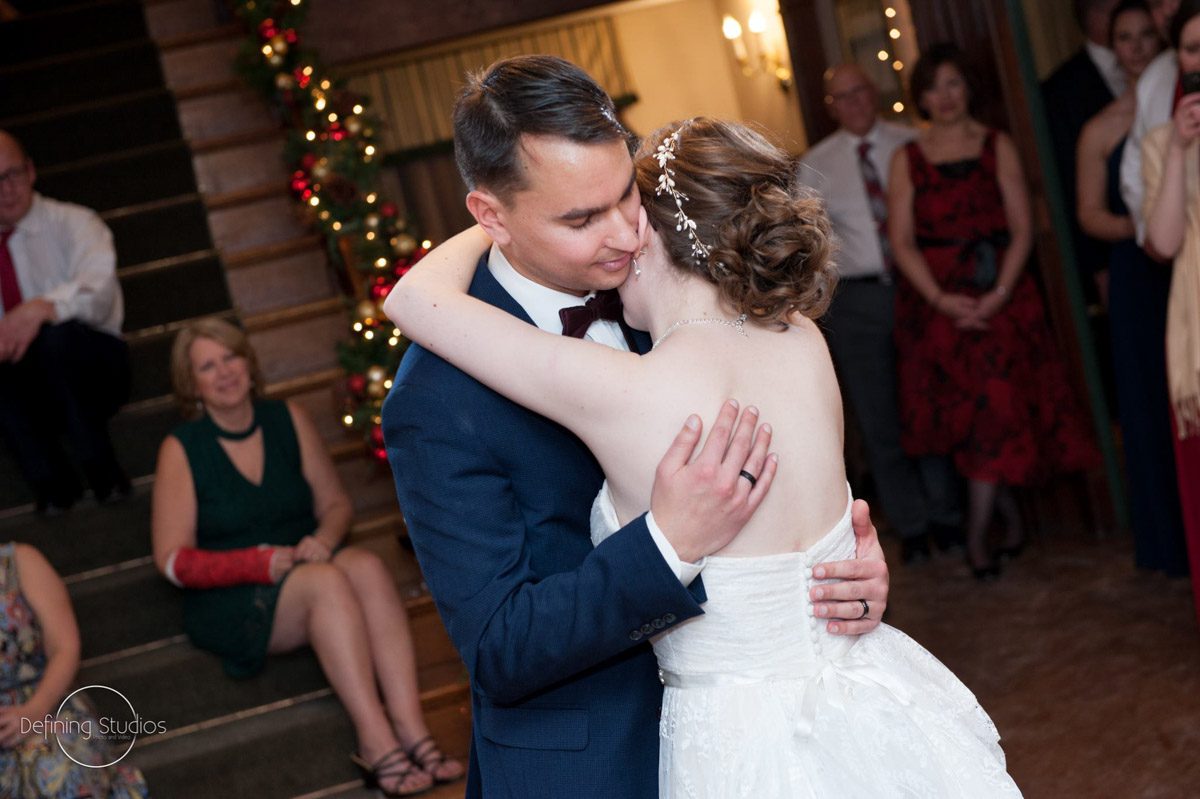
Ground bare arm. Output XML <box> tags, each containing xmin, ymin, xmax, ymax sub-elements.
<box><xmin>385</xmin><ymin>225</ymin><xmax>641</xmax><ymax>438</ymax></box>
<box><xmin>0</xmin><ymin>546</ymin><xmax>80</xmax><ymax>746</ymax></box>
<box><xmin>290</xmin><ymin>401</ymin><xmax>353</xmax><ymax>561</ymax></box>
<box><xmin>1076</xmin><ymin>120</ymin><xmax>1135</xmax><ymax>242</ymax></box>
<box><xmin>151</xmin><ymin>435</ymin><xmax>198</xmax><ymax>575</ymax></box>
<box><xmin>1145</xmin><ymin>98</ymin><xmax>1200</xmax><ymax>261</ymax></box>
<box><xmin>968</xmin><ymin>132</ymin><xmax>1034</xmax><ymax>325</ymax></box>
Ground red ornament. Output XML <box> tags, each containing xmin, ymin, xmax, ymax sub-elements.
<box><xmin>371</xmin><ymin>446</ymin><xmax>388</xmax><ymax>463</ymax></box>
<box><xmin>379</xmin><ymin>202</ymin><xmax>398</xmax><ymax>218</ymax></box>
<box><xmin>299</xmin><ymin>152</ymin><xmax>317</xmax><ymax>170</ymax></box>
<box><xmin>369</xmin><ymin>279</ymin><xmax>394</xmax><ymax>300</ymax></box>
<box><xmin>284</xmin><ymin>28</ymin><xmax>299</xmax><ymax>45</ymax></box>
<box><xmin>347</xmin><ymin>374</ymin><xmax>367</xmax><ymax>396</ymax></box>
<box><xmin>294</xmin><ymin>67</ymin><xmax>311</xmax><ymax>89</ymax></box>
<box><xmin>369</xmin><ymin>425</ymin><xmax>385</xmax><ymax>447</ymax></box>
<box><xmin>258</xmin><ymin>18</ymin><xmax>278</xmax><ymax>39</ymax></box>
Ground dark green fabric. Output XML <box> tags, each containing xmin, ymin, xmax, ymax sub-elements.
<box><xmin>172</xmin><ymin>400</ymin><xmax>316</xmax><ymax>678</ymax></box>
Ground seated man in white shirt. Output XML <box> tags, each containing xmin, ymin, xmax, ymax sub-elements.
<box><xmin>0</xmin><ymin>130</ymin><xmax>130</xmax><ymax>512</ymax></box>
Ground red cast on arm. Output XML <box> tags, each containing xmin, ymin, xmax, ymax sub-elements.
<box><xmin>166</xmin><ymin>546</ymin><xmax>276</xmax><ymax>588</ymax></box>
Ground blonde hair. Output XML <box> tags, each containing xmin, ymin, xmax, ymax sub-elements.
<box><xmin>634</xmin><ymin>118</ymin><xmax>837</xmax><ymax>323</ymax></box>
<box><xmin>170</xmin><ymin>318</ymin><xmax>264</xmax><ymax>419</ymax></box>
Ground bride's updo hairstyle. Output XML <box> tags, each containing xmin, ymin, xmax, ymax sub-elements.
<box><xmin>634</xmin><ymin>118</ymin><xmax>836</xmax><ymax>324</ymax></box>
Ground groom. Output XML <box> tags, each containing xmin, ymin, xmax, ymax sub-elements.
<box><xmin>384</xmin><ymin>55</ymin><xmax>891</xmax><ymax>798</ymax></box>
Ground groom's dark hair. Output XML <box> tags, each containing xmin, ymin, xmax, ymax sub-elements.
<box><xmin>453</xmin><ymin>54</ymin><xmax>632</xmax><ymax>202</ymax></box>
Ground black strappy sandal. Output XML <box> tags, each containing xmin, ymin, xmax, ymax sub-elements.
<box><xmin>406</xmin><ymin>735</ymin><xmax>466</xmax><ymax>785</ymax></box>
<box><xmin>350</xmin><ymin>746</ymin><xmax>433</xmax><ymax>797</ymax></box>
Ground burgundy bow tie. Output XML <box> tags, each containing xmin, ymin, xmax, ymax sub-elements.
<box><xmin>559</xmin><ymin>289</ymin><xmax>624</xmax><ymax>338</ymax></box>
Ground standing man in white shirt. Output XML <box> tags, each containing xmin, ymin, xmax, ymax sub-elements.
<box><xmin>799</xmin><ymin>64</ymin><xmax>962</xmax><ymax>563</ymax></box>
<box><xmin>0</xmin><ymin>130</ymin><xmax>130</xmax><ymax>512</ymax></box>
<box><xmin>1121</xmin><ymin>0</ymin><xmax>1183</xmax><ymax>242</ymax></box>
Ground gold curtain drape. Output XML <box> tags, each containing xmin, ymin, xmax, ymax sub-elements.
<box><xmin>340</xmin><ymin>16</ymin><xmax>636</xmax><ymax>155</ymax></box>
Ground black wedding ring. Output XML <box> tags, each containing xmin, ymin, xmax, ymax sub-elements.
<box><xmin>738</xmin><ymin>470</ymin><xmax>757</xmax><ymax>488</ymax></box>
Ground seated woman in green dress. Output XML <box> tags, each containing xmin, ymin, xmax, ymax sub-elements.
<box><xmin>151</xmin><ymin>318</ymin><xmax>462</xmax><ymax>798</ymax></box>
<box><xmin>0</xmin><ymin>542</ymin><xmax>149</xmax><ymax>798</ymax></box>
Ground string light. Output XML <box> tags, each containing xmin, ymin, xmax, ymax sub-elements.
<box><xmin>305</xmin><ymin>130</ymin><xmax>316</xmax><ymax>141</ymax></box>
<box><xmin>893</xmin><ymin>101</ymin><xmax>905</xmax><ymax>112</ymax></box>
<box><xmin>889</xmin><ymin>28</ymin><xmax>900</xmax><ymax>39</ymax></box>
<box><xmin>353</xmin><ymin>104</ymin><xmax>364</xmax><ymax>114</ymax></box>
<box><xmin>877</xmin><ymin>50</ymin><xmax>889</xmax><ymax>61</ymax></box>
<box><xmin>885</xmin><ymin>6</ymin><xmax>896</xmax><ymax>17</ymax></box>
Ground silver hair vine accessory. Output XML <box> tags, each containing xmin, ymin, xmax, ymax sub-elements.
<box><xmin>654</xmin><ymin>126</ymin><xmax>713</xmax><ymax>262</ymax></box>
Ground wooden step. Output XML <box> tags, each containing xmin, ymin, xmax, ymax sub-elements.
<box><xmin>196</xmin><ymin>137</ymin><xmax>292</xmax><ymax>197</ymax></box>
<box><xmin>180</xmin><ymin>89</ymin><xmax>277</xmax><ymax>151</ymax></box>
<box><xmin>129</xmin><ymin>682</ymin><xmax>470</xmax><ymax>799</ymax></box>
<box><xmin>246</xmin><ymin>306</ymin><xmax>346</xmax><ymax>387</ymax></box>
<box><xmin>209</xmin><ymin>194</ymin><xmax>311</xmax><ymax>260</ymax></box>
<box><xmin>144</xmin><ymin>0</ymin><xmax>229</xmax><ymax>46</ymax></box>
<box><xmin>158</xmin><ymin>36</ymin><xmax>239</xmax><ymax>95</ymax></box>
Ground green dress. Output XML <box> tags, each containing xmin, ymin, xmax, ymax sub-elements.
<box><xmin>172</xmin><ymin>400</ymin><xmax>317</xmax><ymax>678</ymax></box>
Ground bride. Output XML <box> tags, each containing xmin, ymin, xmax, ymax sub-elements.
<box><xmin>387</xmin><ymin>117</ymin><xmax>1021</xmax><ymax>797</ymax></box>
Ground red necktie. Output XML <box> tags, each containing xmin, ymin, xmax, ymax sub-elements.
<box><xmin>857</xmin><ymin>140</ymin><xmax>896</xmax><ymax>275</ymax></box>
<box><xmin>559</xmin><ymin>289</ymin><xmax>624</xmax><ymax>339</ymax></box>
<box><xmin>0</xmin><ymin>230</ymin><xmax>22</xmax><ymax>313</ymax></box>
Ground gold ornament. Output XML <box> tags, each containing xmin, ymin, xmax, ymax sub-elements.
<box><xmin>269</xmin><ymin>34</ymin><xmax>288</xmax><ymax>54</ymax></box>
<box><xmin>356</xmin><ymin>300</ymin><xmax>377</xmax><ymax>322</ymax></box>
<box><xmin>394</xmin><ymin>233</ymin><xmax>417</xmax><ymax>256</ymax></box>
<box><xmin>364</xmin><ymin>213</ymin><xmax>381</xmax><ymax>230</ymax></box>
<box><xmin>268</xmin><ymin>53</ymin><xmax>285</xmax><ymax>67</ymax></box>
<box><xmin>366</xmin><ymin>365</ymin><xmax>387</xmax><ymax>383</ymax></box>
<box><xmin>275</xmin><ymin>72</ymin><xmax>295</xmax><ymax>90</ymax></box>
<box><xmin>344</xmin><ymin>116</ymin><xmax>363</xmax><ymax>135</ymax></box>
<box><xmin>366</xmin><ymin>380</ymin><xmax>386</xmax><ymax>399</ymax></box>
<box><xmin>311</xmin><ymin>158</ymin><xmax>331</xmax><ymax>181</ymax></box>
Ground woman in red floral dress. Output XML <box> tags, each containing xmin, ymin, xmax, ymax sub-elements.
<box><xmin>888</xmin><ymin>44</ymin><xmax>1098</xmax><ymax>578</ymax></box>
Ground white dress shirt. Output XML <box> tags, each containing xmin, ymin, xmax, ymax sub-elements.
<box><xmin>487</xmin><ymin>244</ymin><xmax>704</xmax><ymax>585</ymax></box>
<box><xmin>1120</xmin><ymin>49</ymin><xmax>1179</xmax><ymax>243</ymax></box>
<box><xmin>798</xmin><ymin>120</ymin><xmax>917</xmax><ymax>278</ymax></box>
<box><xmin>1085</xmin><ymin>40</ymin><xmax>1127</xmax><ymax>99</ymax></box>
<box><xmin>1</xmin><ymin>193</ymin><xmax>122</xmax><ymax>336</ymax></box>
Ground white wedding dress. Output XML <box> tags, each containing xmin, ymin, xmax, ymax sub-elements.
<box><xmin>591</xmin><ymin>483</ymin><xmax>1022</xmax><ymax>798</ymax></box>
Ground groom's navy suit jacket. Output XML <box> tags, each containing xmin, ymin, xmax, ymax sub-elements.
<box><xmin>383</xmin><ymin>255</ymin><xmax>706</xmax><ymax>798</ymax></box>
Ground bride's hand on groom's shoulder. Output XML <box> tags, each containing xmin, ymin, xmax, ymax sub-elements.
<box><xmin>809</xmin><ymin>499</ymin><xmax>889</xmax><ymax>636</ymax></box>
<box><xmin>650</xmin><ymin>399</ymin><xmax>777</xmax><ymax>564</ymax></box>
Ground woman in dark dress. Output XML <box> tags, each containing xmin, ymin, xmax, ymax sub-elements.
<box><xmin>1076</xmin><ymin>1</ymin><xmax>1186</xmax><ymax>577</ymax></box>
<box><xmin>151</xmin><ymin>318</ymin><xmax>462</xmax><ymax>797</ymax></box>
<box><xmin>888</xmin><ymin>44</ymin><xmax>1098</xmax><ymax>578</ymax></box>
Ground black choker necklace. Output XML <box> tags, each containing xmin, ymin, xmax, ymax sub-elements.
<box><xmin>212</xmin><ymin>410</ymin><xmax>259</xmax><ymax>441</ymax></box>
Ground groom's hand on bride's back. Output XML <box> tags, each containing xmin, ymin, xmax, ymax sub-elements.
<box><xmin>809</xmin><ymin>499</ymin><xmax>889</xmax><ymax>636</ymax></box>
<box><xmin>650</xmin><ymin>399</ymin><xmax>777</xmax><ymax>565</ymax></box>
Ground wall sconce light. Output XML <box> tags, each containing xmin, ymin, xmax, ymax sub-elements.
<box><xmin>722</xmin><ymin>10</ymin><xmax>793</xmax><ymax>91</ymax></box>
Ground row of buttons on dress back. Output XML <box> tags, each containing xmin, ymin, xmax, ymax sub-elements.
<box><xmin>801</xmin><ymin>553</ymin><xmax>825</xmax><ymax>659</ymax></box>
<box><xmin>629</xmin><ymin>612</ymin><xmax>676</xmax><ymax>642</ymax></box>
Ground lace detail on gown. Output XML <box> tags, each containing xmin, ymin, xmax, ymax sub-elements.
<box><xmin>590</xmin><ymin>483</ymin><xmax>1021</xmax><ymax>798</ymax></box>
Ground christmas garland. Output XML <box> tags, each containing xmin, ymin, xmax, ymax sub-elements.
<box><xmin>231</xmin><ymin>0</ymin><xmax>426</xmax><ymax>463</ymax></box>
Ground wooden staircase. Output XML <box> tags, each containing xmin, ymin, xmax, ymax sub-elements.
<box><xmin>0</xmin><ymin>1</ymin><xmax>471</xmax><ymax>795</ymax></box>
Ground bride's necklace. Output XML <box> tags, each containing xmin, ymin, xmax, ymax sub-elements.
<box><xmin>653</xmin><ymin>313</ymin><xmax>749</xmax><ymax>349</ymax></box>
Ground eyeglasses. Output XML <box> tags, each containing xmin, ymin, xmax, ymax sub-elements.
<box><xmin>0</xmin><ymin>165</ymin><xmax>29</xmax><ymax>190</ymax></box>
<box><xmin>827</xmin><ymin>84</ymin><xmax>872</xmax><ymax>105</ymax></box>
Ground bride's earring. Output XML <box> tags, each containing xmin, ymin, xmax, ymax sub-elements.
<box><xmin>633</xmin><ymin>248</ymin><xmax>647</xmax><ymax>278</ymax></box>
